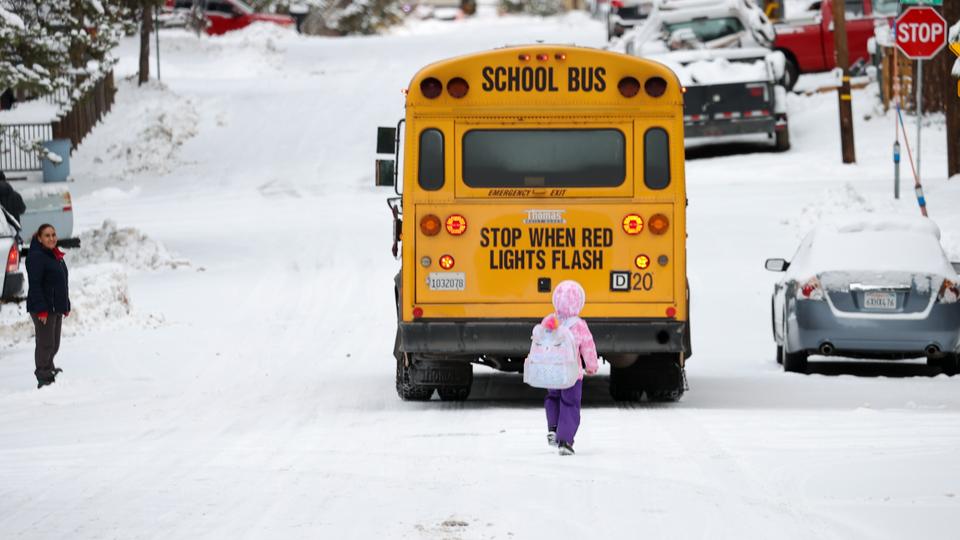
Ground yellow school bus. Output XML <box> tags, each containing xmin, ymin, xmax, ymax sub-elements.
<box><xmin>374</xmin><ymin>45</ymin><xmax>690</xmax><ymax>402</ymax></box>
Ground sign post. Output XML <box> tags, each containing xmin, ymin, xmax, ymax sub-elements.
<box><xmin>894</xmin><ymin>6</ymin><xmax>947</xmax><ymax>202</ymax></box>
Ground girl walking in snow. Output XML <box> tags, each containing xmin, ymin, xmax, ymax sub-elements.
<box><xmin>26</xmin><ymin>224</ymin><xmax>70</xmax><ymax>389</ymax></box>
<box><xmin>542</xmin><ymin>280</ymin><xmax>598</xmax><ymax>456</ymax></box>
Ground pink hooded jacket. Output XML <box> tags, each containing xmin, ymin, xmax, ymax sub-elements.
<box><xmin>540</xmin><ymin>280</ymin><xmax>599</xmax><ymax>380</ymax></box>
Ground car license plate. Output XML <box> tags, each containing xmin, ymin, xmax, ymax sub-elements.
<box><xmin>863</xmin><ymin>291</ymin><xmax>897</xmax><ymax>310</ymax></box>
<box><xmin>427</xmin><ymin>272</ymin><xmax>465</xmax><ymax>291</ymax></box>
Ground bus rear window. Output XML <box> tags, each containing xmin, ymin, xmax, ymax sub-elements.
<box><xmin>462</xmin><ymin>129</ymin><xmax>625</xmax><ymax>188</ymax></box>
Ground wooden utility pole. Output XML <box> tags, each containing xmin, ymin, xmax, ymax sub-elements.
<box><xmin>944</xmin><ymin>1</ymin><xmax>959</xmax><ymax>178</ymax></box>
<box><xmin>832</xmin><ymin>0</ymin><xmax>856</xmax><ymax>163</ymax></box>
<box><xmin>138</xmin><ymin>3</ymin><xmax>153</xmax><ymax>85</ymax></box>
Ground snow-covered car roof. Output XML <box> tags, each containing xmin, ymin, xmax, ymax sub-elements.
<box><xmin>785</xmin><ymin>215</ymin><xmax>958</xmax><ymax>280</ymax></box>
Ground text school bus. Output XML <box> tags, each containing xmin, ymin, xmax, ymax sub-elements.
<box><xmin>375</xmin><ymin>45</ymin><xmax>691</xmax><ymax>402</ymax></box>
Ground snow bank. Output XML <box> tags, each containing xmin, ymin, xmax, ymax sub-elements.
<box><xmin>70</xmin><ymin>220</ymin><xmax>189</xmax><ymax>270</ymax></box>
<box><xmin>0</xmin><ymin>99</ymin><xmax>61</xmax><ymax>124</ymax></box>
<box><xmin>76</xmin><ymin>80</ymin><xmax>199</xmax><ymax>179</ymax></box>
<box><xmin>673</xmin><ymin>56</ymin><xmax>769</xmax><ymax>85</ymax></box>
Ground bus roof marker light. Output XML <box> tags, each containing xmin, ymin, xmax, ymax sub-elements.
<box><xmin>447</xmin><ymin>77</ymin><xmax>469</xmax><ymax>98</ymax></box>
<box><xmin>420</xmin><ymin>77</ymin><xmax>442</xmax><ymax>99</ymax></box>
<box><xmin>648</xmin><ymin>214</ymin><xmax>670</xmax><ymax>235</ymax></box>
<box><xmin>645</xmin><ymin>76</ymin><xmax>667</xmax><ymax>98</ymax></box>
<box><xmin>518</xmin><ymin>53</ymin><xmax>531</xmax><ymax>62</ymax></box>
<box><xmin>536</xmin><ymin>53</ymin><xmax>549</xmax><ymax>61</ymax></box>
<box><xmin>554</xmin><ymin>53</ymin><xmax>567</xmax><ymax>61</ymax></box>
<box><xmin>622</xmin><ymin>213</ymin><xmax>644</xmax><ymax>235</ymax></box>
<box><xmin>618</xmin><ymin>77</ymin><xmax>641</xmax><ymax>98</ymax></box>
<box><xmin>445</xmin><ymin>214</ymin><xmax>467</xmax><ymax>236</ymax></box>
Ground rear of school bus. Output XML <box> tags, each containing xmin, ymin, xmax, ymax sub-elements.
<box><xmin>384</xmin><ymin>45</ymin><xmax>689</xmax><ymax>402</ymax></box>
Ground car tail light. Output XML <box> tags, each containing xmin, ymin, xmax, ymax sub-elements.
<box><xmin>439</xmin><ymin>254</ymin><xmax>455</xmax><ymax>270</ymax></box>
<box><xmin>622</xmin><ymin>214</ymin><xmax>643</xmax><ymax>235</ymax></box>
<box><xmin>797</xmin><ymin>277</ymin><xmax>824</xmax><ymax>301</ymax></box>
<box><xmin>644</xmin><ymin>77</ymin><xmax>667</xmax><ymax>98</ymax></box>
<box><xmin>748</xmin><ymin>86</ymin><xmax>764</xmax><ymax>97</ymax></box>
<box><xmin>611</xmin><ymin>0</ymin><xmax>623</xmax><ymax>9</ymax></box>
<box><xmin>5</xmin><ymin>243</ymin><xmax>18</xmax><ymax>274</ymax></box>
<box><xmin>938</xmin><ymin>279</ymin><xmax>959</xmax><ymax>304</ymax></box>
<box><xmin>635</xmin><ymin>254</ymin><xmax>650</xmax><ymax>269</ymax></box>
<box><xmin>445</xmin><ymin>214</ymin><xmax>467</xmax><ymax>236</ymax></box>
<box><xmin>420</xmin><ymin>215</ymin><xmax>441</xmax><ymax>236</ymax></box>
<box><xmin>648</xmin><ymin>214</ymin><xmax>669</xmax><ymax>235</ymax></box>
<box><xmin>63</xmin><ymin>191</ymin><xmax>73</xmax><ymax>212</ymax></box>
<box><xmin>420</xmin><ymin>77</ymin><xmax>442</xmax><ymax>99</ymax></box>
<box><xmin>447</xmin><ymin>77</ymin><xmax>469</xmax><ymax>98</ymax></box>
<box><xmin>618</xmin><ymin>77</ymin><xmax>640</xmax><ymax>98</ymax></box>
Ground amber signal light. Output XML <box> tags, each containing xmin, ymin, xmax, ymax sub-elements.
<box><xmin>420</xmin><ymin>215</ymin><xmax>441</xmax><ymax>236</ymax></box>
<box><xmin>648</xmin><ymin>214</ymin><xmax>670</xmax><ymax>235</ymax></box>
<box><xmin>618</xmin><ymin>77</ymin><xmax>640</xmax><ymax>98</ymax></box>
<box><xmin>447</xmin><ymin>77</ymin><xmax>469</xmax><ymax>98</ymax></box>
<box><xmin>635</xmin><ymin>254</ymin><xmax>651</xmax><ymax>270</ymax></box>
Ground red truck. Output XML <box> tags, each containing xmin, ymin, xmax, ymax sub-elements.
<box><xmin>164</xmin><ymin>0</ymin><xmax>295</xmax><ymax>36</ymax></box>
<box><xmin>774</xmin><ymin>0</ymin><xmax>897</xmax><ymax>89</ymax></box>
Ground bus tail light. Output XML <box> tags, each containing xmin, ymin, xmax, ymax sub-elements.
<box><xmin>797</xmin><ymin>277</ymin><xmax>824</xmax><ymax>301</ymax></box>
<box><xmin>420</xmin><ymin>215</ymin><xmax>441</xmax><ymax>236</ymax></box>
<box><xmin>622</xmin><ymin>214</ymin><xmax>643</xmax><ymax>235</ymax></box>
<box><xmin>413</xmin><ymin>306</ymin><xmax>424</xmax><ymax>319</ymax></box>
<box><xmin>420</xmin><ymin>77</ymin><xmax>442</xmax><ymax>99</ymax></box>
<box><xmin>5</xmin><ymin>243</ymin><xmax>18</xmax><ymax>274</ymax></box>
<box><xmin>618</xmin><ymin>77</ymin><xmax>640</xmax><ymax>98</ymax></box>
<box><xmin>648</xmin><ymin>214</ymin><xmax>669</xmax><ymax>235</ymax></box>
<box><xmin>938</xmin><ymin>279</ymin><xmax>959</xmax><ymax>304</ymax></box>
<box><xmin>445</xmin><ymin>214</ymin><xmax>467</xmax><ymax>235</ymax></box>
<box><xmin>447</xmin><ymin>77</ymin><xmax>469</xmax><ymax>98</ymax></box>
<box><xmin>635</xmin><ymin>254</ymin><xmax>650</xmax><ymax>270</ymax></box>
<box><xmin>644</xmin><ymin>76</ymin><xmax>667</xmax><ymax>98</ymax></box>
<box><xmin>666</xmin><ymin>306</ymin><xmax>677</xmax><ymax>318</ymax></box>
<box><xmin>439</xmin><ymin>254</ymin><xmax>455</xmax><ymax>270</ymax></box>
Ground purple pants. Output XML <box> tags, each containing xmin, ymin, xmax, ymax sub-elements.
<box><xmin>545</xmin><ymin>379</ymin><xmax>583</xmax><ymax>444</ymax></box>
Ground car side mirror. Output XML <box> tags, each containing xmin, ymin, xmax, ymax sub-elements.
<box><xmin>952</xmin><ymin>262</ymin><xmax>960</xmax><ymax>274</ymax></box>
<box><xmin>375</xmin><ymin>159</ymin><xmax>395</xmax><ymax>187</ymax></box>
<box><xmin>377</xmin><ymin>127</ymin><xmax>396</xmax><ymax>155</ymax></box>
<box><xmin>765</xmin><ymin>258</ymin><xmax>789</xmax><ymax>272</ymax></box>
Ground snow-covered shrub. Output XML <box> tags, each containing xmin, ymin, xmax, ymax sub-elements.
<box><xmin>298</xmin><ymin>0</ymin><xmax>404</xmax><ymax>36</ymax></box>
<box><xmin>500</xmin><ymin>0</ymin><xmax>564</xmax><ymax>16</ymax></box>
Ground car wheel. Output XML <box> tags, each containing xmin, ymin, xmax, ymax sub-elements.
<box><xmin>781</xmin><ymin>345</ymin><xmax>808</xmax><ymax>374</ymax></box>
<box><xmin>774</xmin><ymin>126</ymin><xmax>790</xmax><ymax>152</ymax></box>
<box><xmin>782</xmin><ymin>56</ymin><xmax>799</xmax><ymax>92</ymax></box>
<box><xmin>939</xmin><ymin>353</ymin><xmax>959</xmax><ymax>376</ymax></box>
<box><xmin>776</xmin><ymin>345</ymin><xmax>783</xmax><ymax>365</ymax></box>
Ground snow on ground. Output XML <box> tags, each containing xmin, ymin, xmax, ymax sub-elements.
<box><xmin>2</xmin><ymin>8</ymin><xmax>960</xmax><ymax>540</ymax></box>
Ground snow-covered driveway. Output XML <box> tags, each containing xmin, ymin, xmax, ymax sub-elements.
<box><xmin>1</xmin><ymin>11</ymin><xmax>959</xmax><ymax>539</ymax></box>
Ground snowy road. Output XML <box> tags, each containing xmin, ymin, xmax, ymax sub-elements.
<box><xmin>2</xmin><ymin>10</ymin><xmax>960</xmax><ymax>540</ymax></box>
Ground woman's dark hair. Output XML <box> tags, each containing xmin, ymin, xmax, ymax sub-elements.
<box><xmin>32</xmin><ymin>223</ymin><xmax>55</xmax><ymax>241</ymax></box>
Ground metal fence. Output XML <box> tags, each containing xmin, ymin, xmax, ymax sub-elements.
<box><xmin>0</xmin><ymin>123</ymin><xmax>53</xmax><ymax>172</ymax></box>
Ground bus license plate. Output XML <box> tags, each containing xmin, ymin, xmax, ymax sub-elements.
<box><xmin>427</xmin><ymin>272</ymin><xmax>465</xmax><ymax>291</ymax></box>
<box><xmin>863</xmin><ymin>291</ymin><xmax>897</xmax><ymax>310</ymax></box>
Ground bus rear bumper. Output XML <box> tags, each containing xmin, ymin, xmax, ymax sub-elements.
<box><xmin>399</xmin><ymin>319</ymin><xmax>688</xmax><ymax>356</ymax></box>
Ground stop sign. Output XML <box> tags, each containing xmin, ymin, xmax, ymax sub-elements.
<box><xmin>895</xmin><ymin>7</ymin><xmax>948</xmax><ymax>60</ymax></box>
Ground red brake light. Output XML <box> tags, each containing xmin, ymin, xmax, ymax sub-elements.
<box><xmin>413</xmin><ymin>307</ymin><xmax>424</xmax><ymax>319</ymax></box>
<box><xmin>622</xmin><ymin>214</ymin><xmax>644</xmax><ymax>235</ymax></box>
<box><xmin>420</xmin><ymin>77</ymin><xmax>442</xmax><ymax>99</ymax></box>
<box><xmin>5</xmin><ymin>243</ymin><xmax>18</xmax><ymax>274</ymax></box>
<box><xmin>635</xmin><ymin>254</ymin><xmax>650</xmax><ymax>270</ymax></box>
<box><xmin>748</xmin><ymin>87</ymin><xmax>764</xmax><ymax>97</ymax></box>
<box><xmin>798</xmin><ymin>277</ymin><xmax>824</xmax><ymax>301</ymax></box>
<box><xmin>611</xmin><ymin>0</ymin><xmax>624</xmax><ymax>8</ymax></box>
<box><xmin>445</xmin><ymin>214</ymin><xmax>467</xmax><ymax>236</ymax></box>
<box><xmin>439</xmin><ymin>254</ymin><xmax>455</xmax><ymax>270</ymax></box>
<box><xmin>644</xmin><ymin>77</ymin><xmax>667</xmax><ymax>98</ymax></box>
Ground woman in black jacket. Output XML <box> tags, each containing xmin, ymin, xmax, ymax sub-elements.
<box><xmin>26</xmin><ymin>224</ymin><xmax>70</xmax><ymax>388</ymax></box>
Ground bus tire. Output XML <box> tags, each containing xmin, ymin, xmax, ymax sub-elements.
<box><xmin>645</xmin><ymin>355</ymin><xmax>685</xmax><ymax>402</ymax></box>
<box><xmin>395</xmin><ymin>332</ymin><xmax>434</xmax><ymax>401</ymax></box>
<box><xmin>609</xmin><ymin>363</ymin><xmax>643</xmax><ymax>401</ymax></box>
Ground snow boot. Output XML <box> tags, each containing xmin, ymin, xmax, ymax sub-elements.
<box><xmin>547</xmin><ymin>431</ymin><xmax>558</xmax><ymax>447</ymax></box>
<box><xmin>558</xmin><ymin>441</ymin><xmax>575</xmax><ymax>456</ymax></box>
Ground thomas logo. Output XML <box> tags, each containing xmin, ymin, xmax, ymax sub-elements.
<box><xmin>523</xmin><ymin>209</ymin><xmax>566</xmax><ymax>225</ymax></box>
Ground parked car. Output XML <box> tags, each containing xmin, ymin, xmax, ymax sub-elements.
<box><xmin>0</xmin><ymin>208</ymin><xmax>25</xmax><ymax>304</ymax></box>
<box><xmin>774</xmin><ymin>0</ymin><xmax>898</xmax><ymax>90</ymax></box>
<box><xmin>165</xmin><ymin>0</ymin><xmax>295</xmax><ymax>36</ymax></box>
<box><xmin>607</xmin><ymin>0</ymin><xmax>655</xmax><ymax>40</ymax></box>
<box><xmin>766</xmin><ymin>215</ymin><xmax>960</xmax><ymax>374</ymax></box>
<box><xmin>622</xmin><ymin>0</ymin><xmax>790</xmax><ymax>150</ymax></box>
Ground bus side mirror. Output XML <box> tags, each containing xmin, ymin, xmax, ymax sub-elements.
<box><xmin>377</xmin><ymin>127</ymin><xmax>396</xmax><ymax>154</ymax></box>
<box><xmin>376</xmin><ymin>159</ymin><xmax>395</xmax><ymax>187</ymax></box>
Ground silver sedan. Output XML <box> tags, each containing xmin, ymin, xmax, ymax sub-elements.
<box><xmin>765</xmin><ymin>217</ymin><xmax>960</xmax><ymax>374</ymax></box>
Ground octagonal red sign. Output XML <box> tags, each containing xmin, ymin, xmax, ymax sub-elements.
<box><xmin>895</xmin><ymin>7</ymin><xmax>948</xmax><ymax>60</ymax></box>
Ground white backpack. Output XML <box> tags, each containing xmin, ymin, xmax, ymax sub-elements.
<box><xmin>523</xmin><ymin>316</ymin><xmax>581</xmax><ymax>390</ymax></box>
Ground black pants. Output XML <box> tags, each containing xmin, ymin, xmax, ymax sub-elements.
<box><xmin>31</xmin><ymin>313</ymin><xmax>63</xmax><ymax>381</ymax></box>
